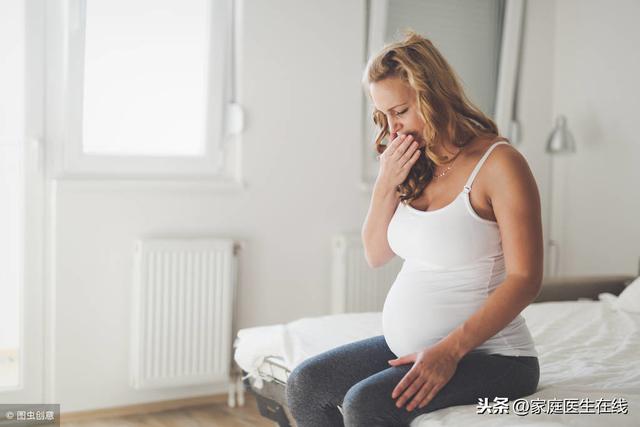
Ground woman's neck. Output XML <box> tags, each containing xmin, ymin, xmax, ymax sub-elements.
<box><xmin>432</xmin><ymin>139</ymin><xmax>465</xmax><ymax>161</ymax></box>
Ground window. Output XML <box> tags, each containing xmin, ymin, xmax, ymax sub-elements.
<box><xmin>45</xmin><ymin>0</ymin><xmax>241</xmax><ymax>179</ymax></box>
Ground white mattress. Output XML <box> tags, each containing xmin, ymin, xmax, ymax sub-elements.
<box><xmin>233</xmin><ymin>293</ymin><xmax>640</xmax><ymax>426</ymax></box>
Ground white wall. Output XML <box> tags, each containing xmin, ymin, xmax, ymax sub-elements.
<box><xmin>515</xmin><ymin>0</ymin><xmax>557</xmax><ymax>276</ymax></box>
<box><xmin>552</xmin><ymin>0</ymin><xmax>640</xmax><ymax>275</ymax></box>
<box><xmin>0</xmin><ymin>0</ymin><xmax>24</xmax><ymax>351</ymax></box>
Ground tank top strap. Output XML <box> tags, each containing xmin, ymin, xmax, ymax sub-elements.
<box><xmin>463</xmin><ymin>139</ymin><xmax>511</xmax><ymax>193</ymax></box>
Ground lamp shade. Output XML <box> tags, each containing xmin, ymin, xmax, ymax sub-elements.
<box><xmin>546</xmin><ymin>115</ymin><xmax>576</xmax><ymax>154</ymax></box>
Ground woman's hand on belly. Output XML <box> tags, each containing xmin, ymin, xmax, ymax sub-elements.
<box><xmin>387</xmin><ymin>340</ymin><xmax>461</xmax><ymax>411</ymax></box>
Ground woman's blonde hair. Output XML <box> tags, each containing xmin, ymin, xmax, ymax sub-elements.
<box><xmin>363</xmin><ymin>30</ymin><xmax>503</xmax><ymax>203</ymax></box>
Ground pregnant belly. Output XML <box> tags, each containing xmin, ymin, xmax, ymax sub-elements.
<box><xmin>382</xmin><ymin>275</ymin><xmax>485</xmax><ymax>357</ymax></box>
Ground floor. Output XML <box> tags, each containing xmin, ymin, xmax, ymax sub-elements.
<box><xmin>62</xmin><ymin>394</ymin><xmax>276</xmax><ymax>427</ymax></box>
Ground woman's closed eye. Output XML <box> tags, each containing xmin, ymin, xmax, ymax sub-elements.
<box><xmin>395</xmin><ymin>108</ymin><xmax>408</xmax><ymax>116</ymax></box>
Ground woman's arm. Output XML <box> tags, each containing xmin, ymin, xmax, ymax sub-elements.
<box><xmin>442</xmin><ymin>145</ymin><xmax>544</xmax><ymax>359</ymax></box>
<box><xmin>362</xmin><ymin>134</ymin><xmax>420</xmax><ymax>268</ymax></box>
<box><xmin>362</xmin><ymin>180</ymin><xmax>400</xmax><ymax>268</ymax></box>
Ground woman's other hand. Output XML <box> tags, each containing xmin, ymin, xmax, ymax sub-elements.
<box><xmin>388</xmin><ymin>341</ymin><xmax>461</xmax><ymax>411</ymax></box>
<box><xmin>375</xmin><ymin>133</ymin><xmax>421</xmax><ymax>192</ymax></box>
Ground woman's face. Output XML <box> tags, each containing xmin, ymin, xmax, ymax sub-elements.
<box><xmin>369</xmin><ymin>77</ymin><xmax>426</xmax><ymax>147</ymax></box>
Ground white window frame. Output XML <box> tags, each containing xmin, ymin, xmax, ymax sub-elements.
<box><xmin>360</xmin><ymin>0</ymin><xmax>526</xmax><ymax>190</ymax></box>
<box><xmin>44</xmin><ymin>0</ymin><xmax>243</xmax><ymax>180</ymax></box>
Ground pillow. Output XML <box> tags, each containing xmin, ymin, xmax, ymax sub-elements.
<box><xmin>616</xmin><ymin>276</ymin><xmax>640</xmax><ymax>314</ymax></box>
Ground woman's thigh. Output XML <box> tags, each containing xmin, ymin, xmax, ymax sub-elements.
<box><xmin>285</xmin><ymin>335</ymin><xmax>396</xmax><ymax>422</ymax></box>
<box><xmin>341</xmin><ymin>352</ymin><xmax>540</xmax><ymax>426</ymax></box>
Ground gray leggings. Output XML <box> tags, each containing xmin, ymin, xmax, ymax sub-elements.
<box><xmin>285</xmin><ymin>335</ymin><xmax>539</xmax><ymax>426</ymax></box>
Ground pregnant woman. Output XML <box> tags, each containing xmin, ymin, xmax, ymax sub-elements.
<box><xmin>285</xmin><ymin>31</ymin><xmax>542</xmax><ymax>426</ymax></box>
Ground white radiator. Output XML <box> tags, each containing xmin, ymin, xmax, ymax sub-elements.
<box><xmin>130</xmin><ymin>238</ymin><xmax>238</xmax><ymax>389</ymax></box>
<box><xmin>331</xmin><ymin>233</ymin><xmax>402</xmax><ymax>314</ymax></box>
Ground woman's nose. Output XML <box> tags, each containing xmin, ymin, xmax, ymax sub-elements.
<box><xmin>388</xmin><ymin>118</ymin><xmax>402</xmax><ymax>133</ymax></box>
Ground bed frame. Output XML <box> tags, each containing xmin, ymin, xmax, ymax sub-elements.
<box><xmin>241</xmin><ymin>356</ymin><xmax>293</xmax><ymax>426</ymax></box>
<box><xmin>239</xmin><ymin>274</ymin><xmax>637</xmax><ymax>427</ymax></box>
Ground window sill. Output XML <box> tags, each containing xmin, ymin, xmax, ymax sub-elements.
<box><xmin>51</xmin><ymin>174</ymin><xmax>247</xmax><ymax>193</ymax></box>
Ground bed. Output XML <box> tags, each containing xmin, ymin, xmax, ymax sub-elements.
<box><xmin>233</xmin><ymin>275</ymin><xmax>640</xmax><ymax>426</ymax></box>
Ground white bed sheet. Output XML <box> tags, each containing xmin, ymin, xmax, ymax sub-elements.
<box><xmin>233</xmin><ymin>293</ymin><xmax>640</xmax><ymax>426</ymax></box>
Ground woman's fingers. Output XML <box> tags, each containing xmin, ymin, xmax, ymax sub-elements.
<box><xmin>390</xmin><ymin>134</ymin><xmax>413</xmax><ymax>160</ymax></box>
<box><xmin>400</xmin><ymin>140</ymin><xmax>419</xmax><ymax>164</ymax></box>
<box><xmin>379</xmin><ymin>135</ymin><xmax>407</xmax><ymax>164</ymax></box>
<box><xmin>396</xmin><ymin>377</ymin><xmax>425</xmax><ymax>408</ymax></box>
<box><xmin>406</xmin><ymin>380</ymin><xmax>435</xmax><ymax>411</ymax></box>
<box><xmin>402</xmin><ymin>149</ymin><xmax>421</xmax><ymax>170</ymax></box>
<box><xmin>418</xmin><ymin>382</ymin><xmax>444</xmax><ymax>409</ymax></box>
<box><xmin>384</xmin><ymin>133</ymin><xmax>408</xmax><ymax>158</ymax></box>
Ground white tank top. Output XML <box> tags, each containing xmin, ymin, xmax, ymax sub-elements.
<box><xmin>382</xmin><ymin>141</ymin><xmax>538</xmax><ymax>358</ymax></box>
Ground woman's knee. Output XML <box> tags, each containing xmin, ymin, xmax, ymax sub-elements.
<box><xmin>511</xmin><ymin>358</ymin><xmax>540</xmax><ymax>398</ymax></box>
<box><xmin>286</xmin><ymin>356</ymin><xmax>330</xmax><ymax>410</ymax></box>
<box><xmin>342</xmin><ymin>379</ymin><xmax>393</xmax><ymax>425</ymax></box>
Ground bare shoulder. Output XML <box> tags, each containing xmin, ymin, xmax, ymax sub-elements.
<box><xmin>463</xmin><ymin>136</ymin><xmax>538</xmax><ymax>206</ymax></box>
<box><xmin>463</xmin><ymin>136</ymin><xmax>527</xmax><ymax>173</ymax></box>
<box><xmin>484</xmin><ymin>141</ymin><xmax>532</xmax><ymax>180</ymax></box>
<box><xmin>482</xmin><ymin>141</ymin><xmax>539</xmax><ymax>202</ymax></box>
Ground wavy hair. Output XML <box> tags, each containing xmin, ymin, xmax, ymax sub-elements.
<box><xmin>363</xmin><ymin>30</ymin><xmax>503</xmax><ymax>204</ymax></box>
